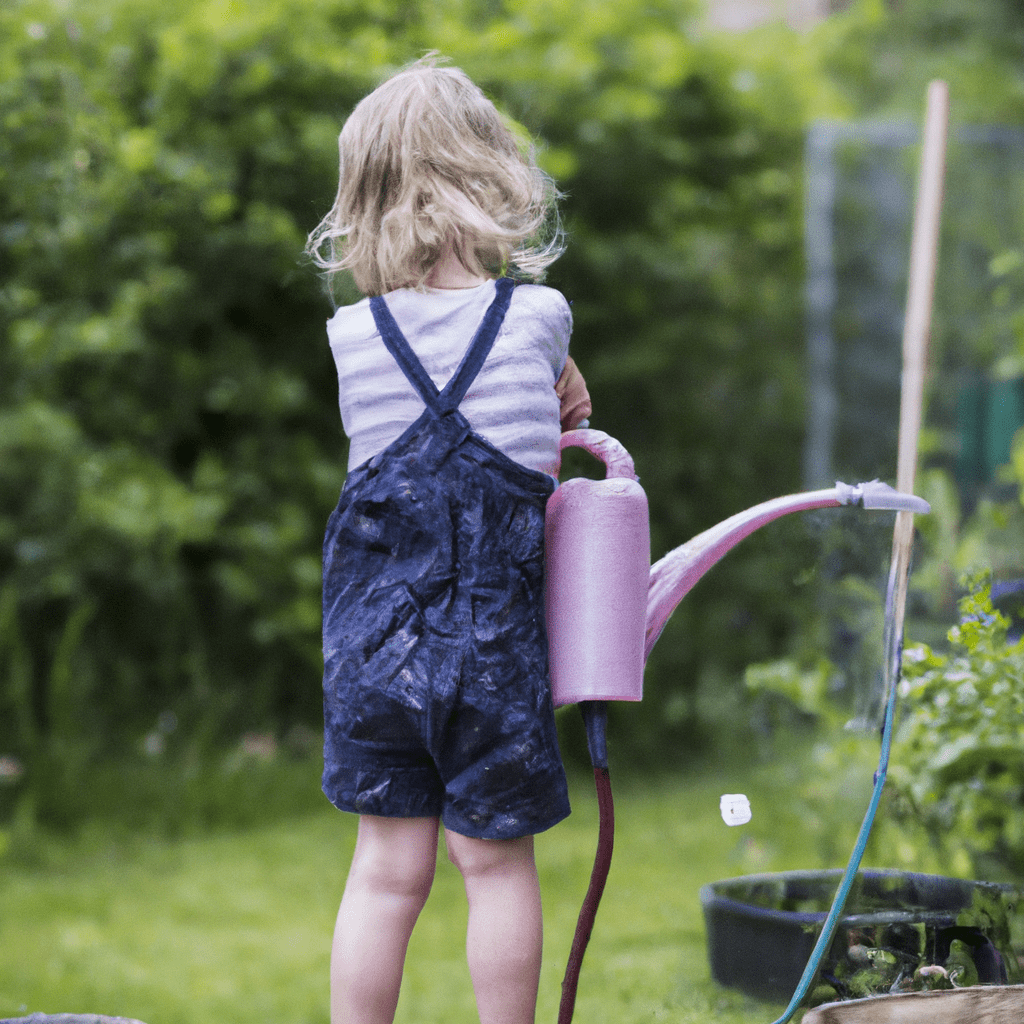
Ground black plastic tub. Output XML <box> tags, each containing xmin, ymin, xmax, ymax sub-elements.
<box><xmin>700</xmin><ymin>869</ymin><xmax>1011</xmax><ymax>1002</ymax></box>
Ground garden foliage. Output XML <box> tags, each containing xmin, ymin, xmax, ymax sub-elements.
<box><xmin>3</xmin><ymin>0</ymin><xmax>1024</xmax><ymax>838</ymax></box>
<box><xmin>889</xmin><ymin>579</ymin><xmax>1024</xmax><ymax>880</ymax></box>
<box><xmin>1</xmin><ymin>0</ymin><xmax>819</xmax><ymax>831</ymax></box>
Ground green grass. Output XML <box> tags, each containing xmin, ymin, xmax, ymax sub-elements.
<box><xmin>0</xmin><ymin>745</ymin><xmax>928</xmax><ymax>1024</ymax></box>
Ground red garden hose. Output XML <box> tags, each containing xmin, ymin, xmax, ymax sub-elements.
<box><xmin>558</xmin><ymin>702</ymin><xmax>613</xmax><ymax>1024</ymax></box>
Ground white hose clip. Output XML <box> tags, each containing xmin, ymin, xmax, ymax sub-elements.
<box><xmin>720</xmin><ymin>794</ymin><xmax>752</xmax><ymax>826</ymax></box>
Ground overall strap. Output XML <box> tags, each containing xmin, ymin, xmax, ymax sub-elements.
<box><xmin>369</xmin><ymin>295</ymin><xmax>445</xmax><ymax>413</ymax></box>
<box><xmin>369</xmin><ymin>277</ymin><xmax>515</xmax><ymax>414</ymax></box>
<box><xmin>442</xmin><ymin>276</ymin><xmax>514</xmax><ymax>410</ymax></box>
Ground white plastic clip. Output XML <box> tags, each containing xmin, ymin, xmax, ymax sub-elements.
<box><xmin>720</xmin><ymin>793</ymin><xmax>752</xmax><ymax>826</ymax></box>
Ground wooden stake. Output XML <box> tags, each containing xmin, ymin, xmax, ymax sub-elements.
<box><xmin>886</xmin><ymin>80</ymin><xmax>949</xmax><ymax>692</ymax></box>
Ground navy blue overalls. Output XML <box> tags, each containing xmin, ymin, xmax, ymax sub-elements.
<box><xmin>322</xmin><ymin>278</ymin><xmax>571</xmax><ymax>840</ymax></box>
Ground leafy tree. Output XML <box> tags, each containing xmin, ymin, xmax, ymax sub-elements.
<box><xmin>817</xmin><ymin>0</ymin><xmax>1024</xmax><ymax>122</ymax></box>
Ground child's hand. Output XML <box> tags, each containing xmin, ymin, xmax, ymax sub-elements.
<box><xmin>555</xmin><ymin>357</ymin><xmax>592</xmax><ymax>432</ymax></box>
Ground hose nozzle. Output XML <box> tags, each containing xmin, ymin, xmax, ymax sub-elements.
<box><xmin>835</xmin><ymin>479</ymin><xmax>931</xmax><ymax>514</ymax></box>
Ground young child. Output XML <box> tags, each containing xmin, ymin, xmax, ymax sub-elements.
<box><xmin>306</xmin><ymin>56</ymin><xmax>591</xmax><ymax>1024</ymax></box>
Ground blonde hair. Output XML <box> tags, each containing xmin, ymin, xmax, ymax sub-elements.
<box><xmin>305</xmin><ymin>56</ymin><xmax>564</xmax><ymax>296</ymax></box>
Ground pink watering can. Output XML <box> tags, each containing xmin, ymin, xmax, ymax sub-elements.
<box><xmin>545</xmin><ymin>428</ymin><xmax>931</xmax><ymax>1024</ymax></box>
<box><xmin>546</xmin><ymin>428</ymin><xmax>930</xmax><ymax>708</ymax></box>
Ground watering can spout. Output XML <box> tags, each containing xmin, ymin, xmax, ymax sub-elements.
<box><xmin>644</xmin><ymin>479</ymin><xmax>930</xmax><ymax>659</ymax></box>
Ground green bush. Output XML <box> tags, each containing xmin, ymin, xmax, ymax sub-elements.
<box><xmin>0</xmin><ymin>0</ymin><xmax>371</xmax><ymax>831</ymax></box>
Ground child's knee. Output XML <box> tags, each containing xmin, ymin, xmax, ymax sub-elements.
<box><xmin>349</xmin><ymin>816</ymin><xmax>438</xmax><ymax>899</ymax></box>
<box><xmin>444</xmin><ymin>830</ymin><xmax>534</xmax><ymax>878</ymax></box>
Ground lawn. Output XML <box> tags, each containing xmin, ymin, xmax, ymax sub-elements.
<box><xmin>0</xmin><ymin>746</ymin><xmax>904</xmax><ymax>1024</ymax></box>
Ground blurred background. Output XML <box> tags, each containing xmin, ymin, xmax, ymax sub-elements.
<box><xmin>2</xmin><ymin>0</ymin><xmax>1023</xmax><ymax>855</ymax></box>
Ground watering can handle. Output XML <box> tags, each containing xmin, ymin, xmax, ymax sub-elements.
<box><xmin>560</xmin><ymin>429</ymin><xmax>638</xmax><ymax>481</ymax></box>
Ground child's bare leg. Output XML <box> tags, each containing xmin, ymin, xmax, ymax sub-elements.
<box><xmin>445</xmin><ymin>830</ymin><xmax>543</xmax><ymax>1024</ymax></box>
<box><xmin>332</xmin><ymin>815</ymin><xmax>439</xmax><ymax>1024</ymax></box>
